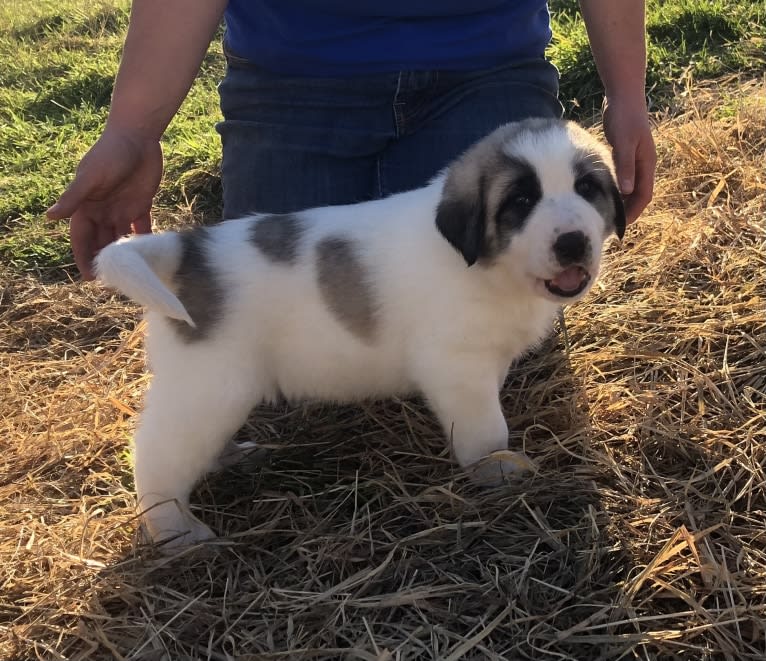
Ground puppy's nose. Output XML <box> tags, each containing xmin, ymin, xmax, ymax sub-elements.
<box><xmin>553</xmin><ymin>231</ymin><xmax>589</xmax><ymax>265</ymax></box>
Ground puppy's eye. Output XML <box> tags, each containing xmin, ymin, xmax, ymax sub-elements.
<box><xmin>497</xmin><ymin>173</ymin><xmax>541</xmax><ymax>225</ymax></box>
<box><xmin>509</xmin><ymin>193</ymin><xmax>533</xmax><ymax>210</ymax></box>
<box><xmin>575</xmin><ymin>176</ymin><xmax>601</xmax><ymax>200</ymax></box>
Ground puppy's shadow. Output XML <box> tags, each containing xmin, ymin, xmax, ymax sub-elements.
<box><xmin>194</xmin><ymin>320</ymin><xmax>616</xmax><ymax>579</ymax></box>
<box><xmin>86</xmin><ymin>323</ymin><xmax>633</xmax><ymax>660</ymax></box>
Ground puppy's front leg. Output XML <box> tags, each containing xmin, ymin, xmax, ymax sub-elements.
<box><xmin>421</xmin><ymin>372</ymin><xmax>533</xmax><ymax>485</ymax></box>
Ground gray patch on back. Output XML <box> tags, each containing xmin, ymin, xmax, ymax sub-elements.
<box><xmin>171</xmin><ymin>228</ymin><xmax>224</xmax><ymax>343</ymax></box>
<box><xmin>316</xmin><ymin>236</ymin><xmax>377</xmax><ymax>342</ymax></box>
<box><xmin>249</xmin><ymin>213</ymin><xmax>305</xmax><ymax>264</ymax></box>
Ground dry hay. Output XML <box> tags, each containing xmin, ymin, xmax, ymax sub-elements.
<box><xmin>1</xmin><ymin>77</ymin><xmax>764</xmax><ymax>661</ymax></box>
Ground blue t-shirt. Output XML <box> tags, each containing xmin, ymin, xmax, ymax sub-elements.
<box><xmin>224</xmin><ymin>1</ymin><xmax>551</xmax><ymax>77</ymax></box>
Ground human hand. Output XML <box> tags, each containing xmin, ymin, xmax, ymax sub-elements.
<box><xmin>602</xmin><ymin>97</ymin><xmax>656</xmax><ymax>225</ymax></box>
<box><xmin>47</xmin><ymin>128</ymin><xmax>163</xmax><ymax>279</ymax></box>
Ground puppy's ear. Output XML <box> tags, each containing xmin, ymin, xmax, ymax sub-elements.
<box><xmin>435</xmin><ymin>174</ymin><xmax>487</xmax><ymax>267</ymax></box>
<box><xmin>609</xmin><ymin>182</ymin><xmax>627</xmax><ymax>241</ymax></box>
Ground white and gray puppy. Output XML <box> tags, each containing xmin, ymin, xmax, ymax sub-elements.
<box><xmin>96</xmin><ymin>118</ymin><xmax>625</xmax><ymax>547</ymax></box>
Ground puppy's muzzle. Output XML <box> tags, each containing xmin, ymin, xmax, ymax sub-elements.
<box><xmin>545</xmin><ymin>231</ymin><xmax>593</xmax><ymax>298</ymax></box>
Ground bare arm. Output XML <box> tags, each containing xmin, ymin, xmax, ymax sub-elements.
<box><xmin>48</xmin><ymin>0</ymin><xmax>228</xmax><ymax>278</ymax></box>
<box><xmin>578</xmin><ymin>0</ymin><xmax>647</xmax><ymax>106</ymax></box>
<box><xmin>578</xmin><ymin>0</ymin><xmax>656</xmax><ymax>223</ymax></box>
<box><xmin>107</xmin><ymin>0</ymin><xmax>228</xmax><ymax>139</ymax></box>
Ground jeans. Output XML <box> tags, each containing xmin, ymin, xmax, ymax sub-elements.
<box><xmin>216</xmin><ymin>56</ymin><xmax>563</xmax><ymax>218</ymax></box>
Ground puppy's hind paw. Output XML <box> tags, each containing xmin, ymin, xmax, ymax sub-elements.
<box><xmin>467</xmin><ymin>450</ymin><xmax>537</xmax><ymax>487</ymax></box>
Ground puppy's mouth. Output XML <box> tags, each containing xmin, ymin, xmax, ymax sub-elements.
<box><xmin>544</xmin><ymin>266</ymin><xmax>591</xmax><ymax>298</ymax></box>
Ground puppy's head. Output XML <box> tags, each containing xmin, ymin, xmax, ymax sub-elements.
<box><xmin>435</xmin><ymin>118</ymin><xmax>625</xmax><ymax>303</ymax></box>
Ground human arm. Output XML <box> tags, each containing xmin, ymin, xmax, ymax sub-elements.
<box><xmin>578</xmin><ymin>0</ymin><xmax>656</xmax><ymax>224</ymax></box>
<box><xmin>47</xmin><ymin>0</ymin><xmax>228</xmax><ymax>279</ymax></box>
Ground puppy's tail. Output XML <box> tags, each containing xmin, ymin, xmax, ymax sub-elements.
<box><xmin>95</xmin><ymin>233</ymin><xmax>195</xmax><ymax>327</ymax></box>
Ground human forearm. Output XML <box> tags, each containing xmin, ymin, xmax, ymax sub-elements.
<box><xmin>107</xmin><ymin>0</ymin><xmax>228</xmax><ymax>140</ymax></box>
<box><xmin>578</xmin><ymin>0</ymin><xmax>647</xmax><ymax>104</ymax></box>
<box><xmin>578</xmin><ymin>0</ymin><xmax>655</xmax><ymax>222</ymax></box>
<box><xmin>47</xmin><ymin>0</ymin><xmax>228</xmax><ymax>278</ymax></box>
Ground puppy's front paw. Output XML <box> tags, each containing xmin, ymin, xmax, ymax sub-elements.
<box><xmin>140</xmin><ymin>503</ymin><xmax>217</xmax><ymax>551</ymax></box>
<box><xmin>146</xmin><ymin>518</ymin><xmax>216</xmax><ymax>551</ymax></box>
<box><xmin>467</xmin><ymin>450</ymin><xmax>536</xmax><ymax>487</ymax></box>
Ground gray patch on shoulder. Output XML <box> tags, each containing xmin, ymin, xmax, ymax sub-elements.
<box><xmin>316</xmin><ymin>236</ymin><xmax>377</xmax><ymax>342</ymax></box>
<box><xmin>171</xmin><ymin>228</ymin><xmax>224</xmax><ymax>343</ymax></box>
<box><xmin>249</xmin><ymin>213</ymin><xmax>305</xmax><ymax>264</ymax></box>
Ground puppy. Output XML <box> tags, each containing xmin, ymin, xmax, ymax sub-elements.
<box><xmin>96</xmin><ymin>118</ymin><xmax>625</xmax><ymax>547</ymax></box>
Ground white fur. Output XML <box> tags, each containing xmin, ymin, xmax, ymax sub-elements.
<box><xmin>95</xmin><ymin>120</ymin><xmax>620</xmax><ymax>547</ymax></box>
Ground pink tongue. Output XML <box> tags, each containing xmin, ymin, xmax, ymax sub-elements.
<box><xmin>550</xmin><ymin>266</ymin><xmax>586</xmax><ymax>292</ymax></box>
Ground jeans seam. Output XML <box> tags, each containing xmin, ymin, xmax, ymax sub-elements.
<box><xmin>392</xmin><ymin>71</ymin><xmax>405</xmax><ymax>138</ymax></box>
<box><xmin>376</xmin><ymin>156</ymin><xmax>384</xmax><ymax>199</ymax></box>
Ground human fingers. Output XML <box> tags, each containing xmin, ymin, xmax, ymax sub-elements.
<box><xmin>69</xmin><ymin>213</ymin><xmax>98</xmax><ymax>280</ymax></box>
<box><xmin>72</xmin><ymin>213</ymin><xmax>141</xmax><ymax>279</ymax></box>
<box><xmin>95</xmin><ymin>220</ymin><xmax>117</xmax><ymax>254</ymax></box>
<box><xmin>611</xmin><ymin>132</ymin><xmax>639</xmax><ymax>200</ymax></box>
<box><xmin>623</xmin><ymin>138</ymin><xmax>656</xmax><ymax>224</ymax></box>
<box><xmin>46</xmin><ymin>173</ymin><xmax>95</xmax><ymax>220</ymax></box>
<box><xmin>132</xmin><ymin>211</ymin><xmax>153</xmax><ymax>235</ymax></box>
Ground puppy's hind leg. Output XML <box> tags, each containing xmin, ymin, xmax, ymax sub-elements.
<box><xmin>133</xmin><ymin>339</ymin><xmax>259</xmax><ymax>548</ymax></box>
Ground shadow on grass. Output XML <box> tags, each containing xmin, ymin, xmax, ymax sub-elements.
<box><xmin>647</xmin><ymin>6</ymin><xmax>742</xmax><ymax>52</ymax></box>
<box><xmin>25</xmin><ymin>70</ymin><xmax>115</xmax><ymax>122</ymax></box>
<box><xmin>10</xmin><ymin>13</ymin><xmax>66</xmax><ymax>42</ymax></box>
<box><xmin>74</xmin><ymin>338</ymin><xmax>635</xmax><ymax>659</ymax></box>
<box><xmin>11</xmin><ymin>7</ymin><xmax>128</xmax><ymax>43</ymax></box>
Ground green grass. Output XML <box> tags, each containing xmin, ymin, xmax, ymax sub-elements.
<box><xmin>550</xmin><ymin>0</ymin><xmax>766</xmax><ymax>114</ymax></box>
<box><xmin>0</xmin><ymin>0</ymin><xmax>763</xmax><ymax>274</ymax></box>
<box><xmin>0</xmin><ymin>0</ymin><xmax>223</xmax><ymax>276</ymax></box>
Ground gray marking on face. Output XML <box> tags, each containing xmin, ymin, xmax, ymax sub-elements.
<box><xmin>572</xmin><ymin>150</ymin><xmax>625</xmax><ymax>238</ymax></box>
<box><xmin>170</xmin><ymin>228</ymin><xmax>224</xmax><ymax>343</ymax></box>
<box><xmin>436</xmin><ymin>127</ymin><xmax>545</xmax><ymax>266</ymax></box>
<box><xmin>249</xmin><ymin>213</ymin><xmax>306</xmax><ymax>264</ymax></box>
<box><xmin>316</xmin><ymin>236</ymin><xmax>377</xmax><ymax>342</ymax></box>
<box><xmin>491</xmin><ymin>155</ymin><xmax>543</xmax><ymax>253</ymax></box>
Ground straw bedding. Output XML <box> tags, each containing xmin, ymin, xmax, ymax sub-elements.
<box><xmin>1</xmin><ymin>78</ymin><xmax>764</xmax><ymax>660</ymax></box>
